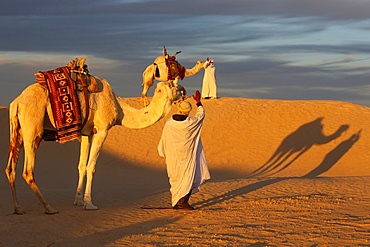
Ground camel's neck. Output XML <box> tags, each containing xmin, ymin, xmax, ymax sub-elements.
<box><xmin>185</xmin><ymin>62</ymin><xmax>204</xmax><ymax>77</ymax></box>
<box><xmin>116</xmin><ymin>84</ymin><xmax>174</xmax><ymax>129</ymax></box>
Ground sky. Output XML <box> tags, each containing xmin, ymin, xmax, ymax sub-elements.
<box><xmin>2</xmin><ymin>0</ymin><xmax>370</xmax><ymax>106</ymax></box>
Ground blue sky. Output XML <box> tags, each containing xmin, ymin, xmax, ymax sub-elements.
<box><xmin>1</xmin><ymin>0</ymin><xmax>370</xmax><ymax>106</ymax></box>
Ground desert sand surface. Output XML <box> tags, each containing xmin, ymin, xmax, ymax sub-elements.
<box><xmin>0</xmin><ymin>97</ymin><xmax>369</xmax><ymax>246</ymax></box>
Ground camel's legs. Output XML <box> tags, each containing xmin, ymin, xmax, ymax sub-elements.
<box><xmin>5</xmin><ymin>99</ymin><xmax>57</xmax><ymax>214</ymax></box>
<box><xmin>141</xmin><ymin>64</ymin><xmax>156</xmax><ymax>106</ymax></box>
<box><xmin>142</xmin><ymin>95</ymin><xmax>150</xmax><ymax>107</ymax></box>
<box><xmin>172</xmin><ymin>78</ymin><xmax>179</xmax><ymax>87</ymax></box>
<box><xmin>141</xmin><ymin>77</ymin><xmax>152</xmax><ymax>98</ymax></box>
<box><xmin>141</xmin><ymin>80</ymin><xmax>152</xmax><ymax>107</ymax></box>
<box><xmin>22</xmin><ymin>140</ymin><xmax>58</xmax><ymax>214</ymax></box>
<box><xmin>5</xmin><ymin>146</ymin><xmax>24</xmax><ymax>214</ymax></box>
<box><xmin>82</xmin><ymin>129</ymin><xmax>108</xmax><ymax>210</ymax></box>
<box><xmin>74</xmin><ymin>135</ymin><xmax>91</xmax><ymax>206</ymax></box>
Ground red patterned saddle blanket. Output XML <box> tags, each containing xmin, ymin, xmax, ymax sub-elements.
<box><xmin>39</xmin><ymin>66</ymin><xmax>82</xmax><ymax>143</ymax></box>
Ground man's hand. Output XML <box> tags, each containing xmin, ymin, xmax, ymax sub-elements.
<box><xmin>192</xmin><ymin>90</ymin><xmax>201</xmax><ymax>103</ymax></box>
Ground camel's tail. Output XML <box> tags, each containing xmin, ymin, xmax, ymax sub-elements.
<box><xmin>7</xmin><ymin>101</ymin><xmax>22</xmax><ymax>169</ymax></box>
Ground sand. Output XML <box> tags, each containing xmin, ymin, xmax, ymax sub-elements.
<box><xmin>0</xmin><ymin>97</ymin><xmax>369</xmax><ymax>246</ymax></box>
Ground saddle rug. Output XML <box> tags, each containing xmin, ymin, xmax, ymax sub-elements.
<box><xmin>165</xmin><ymin>58</ymin><xmax>185</xmax><ymax>81</ymax></box>
<box><xmin>43</xmin><ymin>66</ymin><xmax>82</xmax><ymax>143</ymax></box>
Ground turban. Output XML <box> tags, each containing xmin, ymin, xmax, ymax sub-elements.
<box><xmin>177</xmin><ymin>101</ymin><xmax>192</xmax><ymax>115</ymax></box>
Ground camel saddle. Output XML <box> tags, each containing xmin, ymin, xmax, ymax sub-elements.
<box><xmin>34</xmin><ymin>58</ymin><xmax>101</xmax><ymax>142</ymax></box>
<box><xmin>164</xmin><ymin>56</ymin><xmax>186</xmax><ymax>81</ymax></box>
<box><xmin>35</xmin><ymin>58</ymin><xmax>102</xmax><ymax>93</ymax></box>
<box><xmin>162</xmin><ymin>47</ymin><xmax>186</xmax><ymax>81</ymax></box>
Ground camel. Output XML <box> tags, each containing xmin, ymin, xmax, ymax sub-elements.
<box><xmin>5</xmin><ymin>72</ymin><xmax>184</xmax><ymax>214</ymax></box>
<box><xmin>141</xmin><ymin>48</ymin><xmax>206</xmax><ymax>106</ymax></box>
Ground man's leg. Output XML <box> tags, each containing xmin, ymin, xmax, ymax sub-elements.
<box><xmin>173</xmin><ymin>191</ymin><xmax>194</xmax><ymax>210</ymax></box>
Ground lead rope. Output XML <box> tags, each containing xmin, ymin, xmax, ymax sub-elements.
<box><xmin>78</xmin><ymin>74</ymin><xmax>90</xmax><ymax>131</ymax></box>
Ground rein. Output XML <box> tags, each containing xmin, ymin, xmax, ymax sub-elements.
<box><xmin>75</xmin><ymin>72</ymin><xmax>90</xmax><ymax>131</ymax></box>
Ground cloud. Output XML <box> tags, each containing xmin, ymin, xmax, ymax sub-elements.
<box><xmin>3</xmin><ymin>0</ymin><xmax>370</xmax><ymax>19</ymax></box>
<box><xmin>1</xmin><ymin>1</ymin><xmax>370</xmax><ymax>107</ymax></box>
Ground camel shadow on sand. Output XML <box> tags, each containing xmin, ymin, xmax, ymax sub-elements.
<box><xmin>248</xmin><ymin>117</ymin><xmax>349</xmax><ymax>178</ymax></box>
<box><xmin>195</xmin><ymin>119</ymin><xmax>361</xmax><ymax>209</ymax></box>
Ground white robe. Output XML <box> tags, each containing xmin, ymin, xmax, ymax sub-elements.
<box><xmin>201</xmin><ymin>63</ymin><xmax>217</xmax><ymax>98</ymax></box>
<box><xmin>158</xmin><ymin>106</ymin><xmax>210</xmax><ymax>206</ymax></box>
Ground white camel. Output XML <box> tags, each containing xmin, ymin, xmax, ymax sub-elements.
<box><xmin>141</xmin><ymin>52</ymin><xmax>206</xmax><ymax>106</ymax></box>
<box><xmin>5</xmin><ymin>75</ymin><xmax>184</xmax><ymax>214</ymax></box>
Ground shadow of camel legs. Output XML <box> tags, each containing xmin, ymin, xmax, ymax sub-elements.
<box><xmin>196</xmin><ymin>130</ymin><xmax>360</xmax><ymax>209</ymax></box>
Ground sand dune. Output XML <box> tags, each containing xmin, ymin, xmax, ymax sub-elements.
<box><xmin>104</xmin><ymin>97</ymin><xmax>370</xmax><ymax>177</ymax></box>
<box><xmin>0</xmin><ymin>98</ymin><xmax>369</xmax><ymax>246</ymax></box>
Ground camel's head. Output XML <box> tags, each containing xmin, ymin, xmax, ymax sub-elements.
<box><xmin>172</xmin><ymin>84</ymin><xmax>186</xmax><ymax>103</ymax></box>
<box><xmin>154</xmin><ymin>82</ymin><xmax>186</xmax><ymax>104</ymax></box>
<box><xmin>196</xmin><ymin>60</ymin><xmax>206</xmax><ymax>68</ymax></box>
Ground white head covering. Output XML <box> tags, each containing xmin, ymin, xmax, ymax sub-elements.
<box><xmin>177</xmin><ymin>101</ymin><xmax>192</xmax><ymax>115</ymax></box>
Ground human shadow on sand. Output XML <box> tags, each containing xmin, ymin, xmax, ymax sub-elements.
<box><xmin>195</xmin><ymin>128</ymin><xmax>361</xmax><ymax>209</ymax></box>
<box><xmin>54</xmin><ymin>215</ymin><xmax>182</xmax><ymax>246</ymax></box>
<box><xmin>248</xmin><ymin>118</ymin><xmax>349</xmax><ymax>178</ymax></box>
<box><xmin>195</xmin><ymin>177</ymin><xmax>286</xmax><ymax>209</ymax></box>
<box><xmin>302</xmin><ymin>130</ymin><xmax>361</xmax><ymax>178</ymax></box>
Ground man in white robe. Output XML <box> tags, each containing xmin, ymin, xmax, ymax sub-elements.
<box><xmin>158</xmin><ymin>90</ymin><xmax>210</xmax><ymax>210</ymax></box>
<box><xmin>201</xmin><ymin>58</ymin><xmax>217</xmax><ymax>99</ymax></box>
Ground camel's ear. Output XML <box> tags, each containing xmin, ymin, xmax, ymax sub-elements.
<box><xmin>67</xmin><ymin>59</ymin><xmax>77</xmax><ymax>70</ymax></box>
<box><xmin>173</xmin><ymin>51</ymin><xmax>181</xmax><ymax>57</ymax></box>
<box><xmin>35</xmin><ymin>72</ymin><xmax>46</xmax><ymax>87</ymax></box>
<box><xmin>76</xmin><ymin>58</ymin><xmax>86</xmax><ymax>71</ymax></box>
<box><xmin>34</xmin><ymin>72</ymin><xmax>44</xmax><ymax>78</ymax></box>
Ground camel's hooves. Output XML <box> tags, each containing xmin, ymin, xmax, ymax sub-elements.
<box><xmin>14</xmin><ymin>208</ymin><xmax>26</xmax><ymax>215</ymax></box>
<box><xmin>74</xmin><ymin>199</ymin><xmax>84</xmax><ymax>206</ymax></box>
<box><xmin>83</xmin><ymin>203</ymin><xmax>99</xmax><ymax>210</ymax></box>
<box><xmin>45</xmin><ymin>206</ymin><xmax>59</xmax><ymax>215</ymax></box>
<box><xmin>45</xmin><ymin>210</ymin><xmax>59</xmax><ymax>215</ymax></box>
<box><xmin>142</xmin><ymin>97</ymin><xmax>150</xmax><ymax>107</ymax></box>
